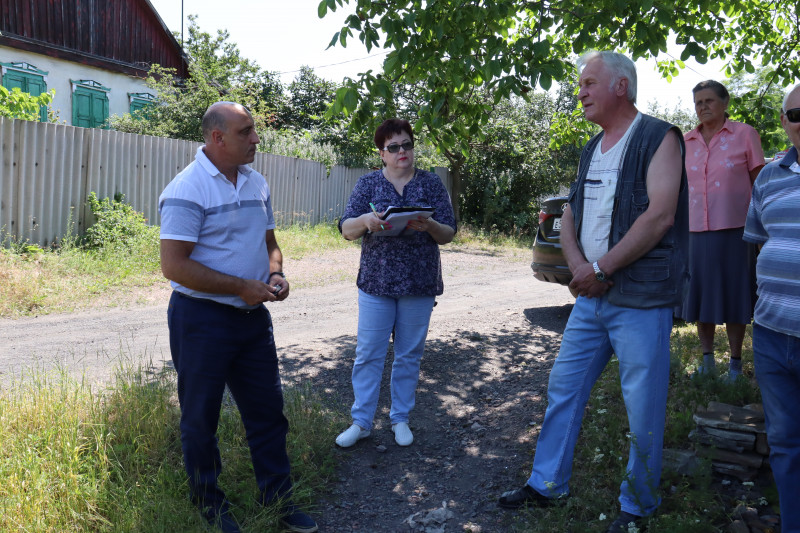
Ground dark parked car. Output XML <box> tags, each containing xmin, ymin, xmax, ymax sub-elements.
<box><xmin>531</xmin><ymin>195</ymin><xmax>572</xmax><ymax>286</ymax></box>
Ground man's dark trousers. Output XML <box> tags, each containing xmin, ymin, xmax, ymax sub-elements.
<box><xmin>168</xmin><ymin>291</ymin><xmax>293</xmax><ymax>509</ymax></box>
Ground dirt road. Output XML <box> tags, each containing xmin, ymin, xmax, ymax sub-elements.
<box><xmin>0</xmin><ymin>245</ymin><xmax>575</xmax><ymax>531</ymax></box>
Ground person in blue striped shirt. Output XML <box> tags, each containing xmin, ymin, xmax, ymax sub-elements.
<box><xmin>743</xmin><ymin>83</ymin><xmax>800</xmax><ymax>533</ymax></box>
<box><xmin>159</xmin><ymin>102</ymin><xmax>317</xmax><ymax>533</ymax></box>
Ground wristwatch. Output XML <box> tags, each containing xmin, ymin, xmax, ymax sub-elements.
<box><xmin>592</xmin><ymin>261</ymin><xmax>607</xmax><ymax>282</ymax></box>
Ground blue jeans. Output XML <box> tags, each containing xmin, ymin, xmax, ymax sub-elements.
<box><xmin>168</xmin><ymin>292</ymin><xmax>292</xmax><ymax>509</ymax></box>
<box><xmin>527</xmin><ymin>295</ymin><xmax>672</xmax><ymax>516</ymax></box>
<box><xmin>350</xmin><ymin>289</ymin><xmax>435</xmax><ymax>430</ymax></box>
<box><xmin>753</xmin><ymin>323</ymin><xmax>800</xmax><ymax>532</ymax></box>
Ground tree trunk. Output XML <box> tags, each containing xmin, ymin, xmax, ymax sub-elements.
<box><xmin>447</xmin><ymin>157</ymin><xmax>464</xmax><ymax>223</ymax></box>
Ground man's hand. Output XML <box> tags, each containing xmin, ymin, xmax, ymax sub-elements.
<box><xmin>267</xmin><ymin>274</ymin><xmax>290</xmax><ymax>302</ymax></box>
<box><xmin>237</xmin><ymin>279</ymin><xmax>279</xmax><ymax>306</ymax></box>
<box><xmin>569</xmin><ymin>262</ymin><xmax>614</xmax><ymax>298</ymax></box>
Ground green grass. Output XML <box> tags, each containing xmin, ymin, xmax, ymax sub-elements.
<box><xmin>0</xmin><ymin>363</ymin><xmax>341</xmax><ymax>532</ymax></box>
<box><xmin>3</xmin><ymin>220</ymin><xmax>772</xmax><ymax>531</ymax></box>
<box><xmin>453</xmin><ymin>224</ymin><xmax>534</xmax><ymax>249</ymax></box>
<box><xmin>1</xmin><ymin>221</ymin><xmax>532</xmax><ymax>318</ymax></box>
<box><xmin>275</xmin><ymin>222</ymin><xmax>359</xmax><ymax>258</ymax></box>
<box><xmin>0</xmin><ymin>227</ymin><xmax>162</xmax><ymax>317</ymax></box>
<box><xmin>507</xmin><ymin>322</ymin><xmax>770</xmax><ymax>532</ymax></box>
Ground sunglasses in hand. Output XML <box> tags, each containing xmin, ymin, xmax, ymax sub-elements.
<box><xmin>383</xmin><ymin>140</ymin><xmax>415</xmax><ymax>153</ymax></box>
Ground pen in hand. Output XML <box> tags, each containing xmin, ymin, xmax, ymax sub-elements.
<box><xmin>369</xmin><ymin>202</ymin><xmax>386</xmax><ymax>231</ymax></box>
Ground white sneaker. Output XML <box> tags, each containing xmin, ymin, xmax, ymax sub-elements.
<box><xmin>392</xmin><ymin>422</ymin><xmax>413</xmax><ymax>446</ymax></box>
<box><xmin>335</xmin><ymin>424</ymin><xmax>370</xmax><ymax>447</ymax></box>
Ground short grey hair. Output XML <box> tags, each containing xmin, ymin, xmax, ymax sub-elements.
<box><xmin>578</xmin><ymin>51</ymin><xmax>638</xmax><ymax>104</ymax></box>
<box><xmin>201</xmin><ymin>101</ymin><xmax>251</xmax><ymax>141</ymax></box>
<box><xmin>784</xmin><ymin>83</ymin><xmax>800</xmax><ymax>112</ymax></box>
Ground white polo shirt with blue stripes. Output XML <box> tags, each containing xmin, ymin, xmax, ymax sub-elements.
<box><xmin>743</xmin><ymin>145</ymin><xmax>800</xmax><ymax>337</ymax></box>
<box><xmin>159</xmin><ymin>147</ymin><xmax>275</xmax><ymax>308</ymax></box>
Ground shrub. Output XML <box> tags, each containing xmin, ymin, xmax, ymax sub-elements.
<box><xmin>83</xmin><ymin>192</ymin><xmax>151</xmax><ymax>251</ymax></box>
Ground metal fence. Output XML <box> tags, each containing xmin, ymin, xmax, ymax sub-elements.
<box><xmin>0</xmin><ymin>117</ymin><xmax>450</xmax><ymax>246</ymax></box>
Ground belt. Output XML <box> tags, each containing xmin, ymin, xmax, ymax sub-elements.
<box><xmin>174</xmin><ymin>291</ymin><xmax>262</xmax><ymax>314</ymax></box>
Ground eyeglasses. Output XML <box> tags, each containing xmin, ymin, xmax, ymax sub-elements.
<box><xmin>785</xmin><ymin>108</ymin><xmax>800</xmax><ymax>123</ymax></box>
<box><xmin>383</xmin><ymin>140</ymin><xmax>414</xmax><ymax>153</ymax></box>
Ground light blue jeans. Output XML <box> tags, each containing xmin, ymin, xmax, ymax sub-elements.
<box><xmin>349</xmin><ymin>289</ymin><xmax>435</xmax><ymax>430</ymax></box>
<box><xmin>527</xmin><ymin>295</ymin><xmax>672</xmax><ymax>517</ymax></box>
<box><xmin>752</xmin><ymin>322</ymin><xmax>800</xmax><ymax>532</ymax></box>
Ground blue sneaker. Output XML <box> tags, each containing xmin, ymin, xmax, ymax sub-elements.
<box><xmin>280</xmin><ymin>506</ymin><xmax>318</xmax><ymax>533</ymax></box>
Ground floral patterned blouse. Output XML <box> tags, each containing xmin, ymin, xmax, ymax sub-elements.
<box><xmin>341</xmin><ymin>168</ymin><xmax>457</xmax><ymax>297</ymax></box>
<box><xmin>684</xmin><ymin>119</ymin><xmax>764</xmax><ymax>232</ymax></box>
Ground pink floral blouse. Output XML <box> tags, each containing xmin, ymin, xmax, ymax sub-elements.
<box><xmin>684</xmin><ymin>119</ymin><xmax>765</xmax><ymax>232</ymax></box>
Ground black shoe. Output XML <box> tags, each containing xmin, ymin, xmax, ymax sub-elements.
<box><xmin>201</xmin><ymin>504</ymin><xmax>241</xmax><ymax>533</ymax></box>
<box><xmin>498</xmin><ymin>484</ymin><xmax>560</xmax><ymax>509</ymax></box>
<box><xmin>605</xmin><ymin>511</ymin><xmax>644</xmax><ymax>533</ymax></box>
<box><xmin>279</xmin><ymin>504</ymin><xmax>318</xmax><ymax>533</ymax></box>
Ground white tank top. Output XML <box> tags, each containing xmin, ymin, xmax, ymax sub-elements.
<box><xmin>580</xmin><ymin>113</ymin><xmax>641</xmax><ymax>263</ymax></box>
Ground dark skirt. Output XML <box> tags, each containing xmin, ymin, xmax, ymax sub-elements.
<box><xmin>679</xmin><ymin>228</ymin><xmax>756</xmax><ymax>325</ymax></box>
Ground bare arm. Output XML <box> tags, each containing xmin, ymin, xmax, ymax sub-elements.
<box><xmin>596</xmin><ymin>129</ymin><xmax>683</xmax><ymax>276</ymax></box>
<box><xmin>563</xmin><ymin>204</ymin><xmax>612</xmax><ymax>298</ymax></box>
<box><xmin>749</xmin><ymin>164</ymin><xmax>764</xmax><ymax>185</ymax></box>
<box><xmin>160</xmin><ymin>238</ymin><xmax>277</xmax><ymax>306</ymax></box>
<box><xmin>567</xmin><ymin>129</ymin><xmax>683</xmax><ymax>297</ymax></box>
<box><xmin>560</xmin><ymin>205</ymin><xmax>586</xmax><ymax>272</ymax></box>
<box><xmin>341</xmin><ymin>213</ymin><xmax>392</xmax><ymax>240</ymax></box>
<box><xmin>266</xmin><ymin>229</ymin><xmax>290</xmax><ymax>301</ymax></box>
<box><xmin>406</xmin><ymin>216</ymin><xmax>455</xmax><ymax>244</ymax></box>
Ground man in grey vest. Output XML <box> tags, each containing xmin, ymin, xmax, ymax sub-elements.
<box><xmin>498</xmin><ymin>51</ymin><xmax>688</xmax><ymax>532</ymax></box>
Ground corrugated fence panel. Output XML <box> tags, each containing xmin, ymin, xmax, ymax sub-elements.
<box><xmin>37</xmin><ymin>121</ymin><xmax>86</xmax><ymax>244</ymax></box>
<box><xmin>251</xmin><ymin>153</ymin><xmax>297</xmax><ymax>226</ymax></box>
<box><xmin>84</xmin><ymin>129</ymin><xmax>141</xmax><ymax>205</ymax></box>
<box><xmin>0</xmin><ymin>117</ymin><xmax>18</xmax><ymax>239</ymax></box>
<box><xmin>434</xmin><ymin>167</ymin><xmax>452</xmax><ymax>198</ymax></box>
<box><xmin>322</xmin><ymin>166</ymin><xmax>369</xmax><ymax>222</ymax></box>
<box><xmin>15</xmin><ymin>121</ymin><xmax>83</xmax><ymax>246</ymax></box>
<box><xmin>294</xmin><ymin>159</ymin><xmax>326</xmax><ymax>225</ymax></box>
<box><xmin>140</xmin><ymin>136</ymin><xmax>200</xmax><ymax>226</ymax></box>
<box><xmin>0</xmin><ymin>117</ymin><xmax>447</xmax><ymax>245</ymax></box>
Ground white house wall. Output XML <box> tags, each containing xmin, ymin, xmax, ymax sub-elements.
<box><xmin>0</xmin><ymin>45</ymin><xmax>152</xmax><ymax>125</ymax></box>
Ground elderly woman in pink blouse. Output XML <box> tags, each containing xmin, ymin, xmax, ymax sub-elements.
<box><xmin>681</xmin><ymin>80</ymin><xmax>765</xmax><ymax>379</ymax></box>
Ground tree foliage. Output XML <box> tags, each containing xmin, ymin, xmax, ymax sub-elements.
<box><xmin>726</xmin><ymin>66</ymin><xmax>788</xmax><ymax>155</ymax></box>
<box><xmin>110</xmin><ymin>16</ymin><xmax>274</xmax><ymax>140</ymax></box>
<box><xmin>461</xmin><ymin>87</ymin><xmax>580</xmax><ymax>236</ymax></box>
<box><xmin>320</xmin><ymin>0</ymin><xmax>799</xmax><ymax>166</ymax></box>
<box><xmin>0</xmin><ymin>86</ymin><xmax>54</xmax><ymax>121</ymax></box>
<box><xmin>282</xmin><ymin>66</ymin><xmax>338</xmax><ymax>130</ymax></box>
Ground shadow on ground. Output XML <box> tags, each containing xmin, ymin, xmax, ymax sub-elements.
<box><xmin>278</xmin><ymin>301</ymin><xmax>574</xmax><ymax>532</ymax></box>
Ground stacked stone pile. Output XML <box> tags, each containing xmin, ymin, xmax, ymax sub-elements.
<box><xmin>690</xmin><ymin>401</ymin><xmax>769</xmax><ymax>481</ymax></box>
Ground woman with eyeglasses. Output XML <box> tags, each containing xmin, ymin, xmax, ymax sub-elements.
<box><xmin>680</xmin><ymin>80</ymin><xmax>765</xmax><ymax>380</ymax></box>
<box><xmin>335</xmin><ymin>118</ymin><xmax>456</xmax><ymax>448</ymax></box>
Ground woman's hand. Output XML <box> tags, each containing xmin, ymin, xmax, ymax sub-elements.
<box><xmin>408</xmin><ymin>216</ymin><xmax>455</xmax><ymax>245</ymax></box>
<box><xmin>406</xmin><ymin>215</ymin><xmax>434</xmax><ymax>233</ymax></box>
<box><xmin>365</xmin><ymin>212</ymin><xmax>392</xmax><ymax>233</ymax></box>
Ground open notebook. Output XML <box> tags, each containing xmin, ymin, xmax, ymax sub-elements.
<box><xmin>373</xmin><ymin>206</ymin><xmax>435</xmax><ymax>237</ymax></box>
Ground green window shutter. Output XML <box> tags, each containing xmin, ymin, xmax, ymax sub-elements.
<box><xmin>70</xmin><ymin>80</ymin><xmax>110</xmax><ymax>129</ymax></box>
<box><xmin>129</xmin><ymin>92</ymin><xmax>155</xmax><ymax>118</ymax></box>
<box><xmin>73</xmin><ymin>91</ymin><xmax>92</xmax><ymax>127</ymax></box>
<box><xmin>1</xmin><ymin>62</ymin><xmax>49</xmax><ymax>121</ymax></box>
